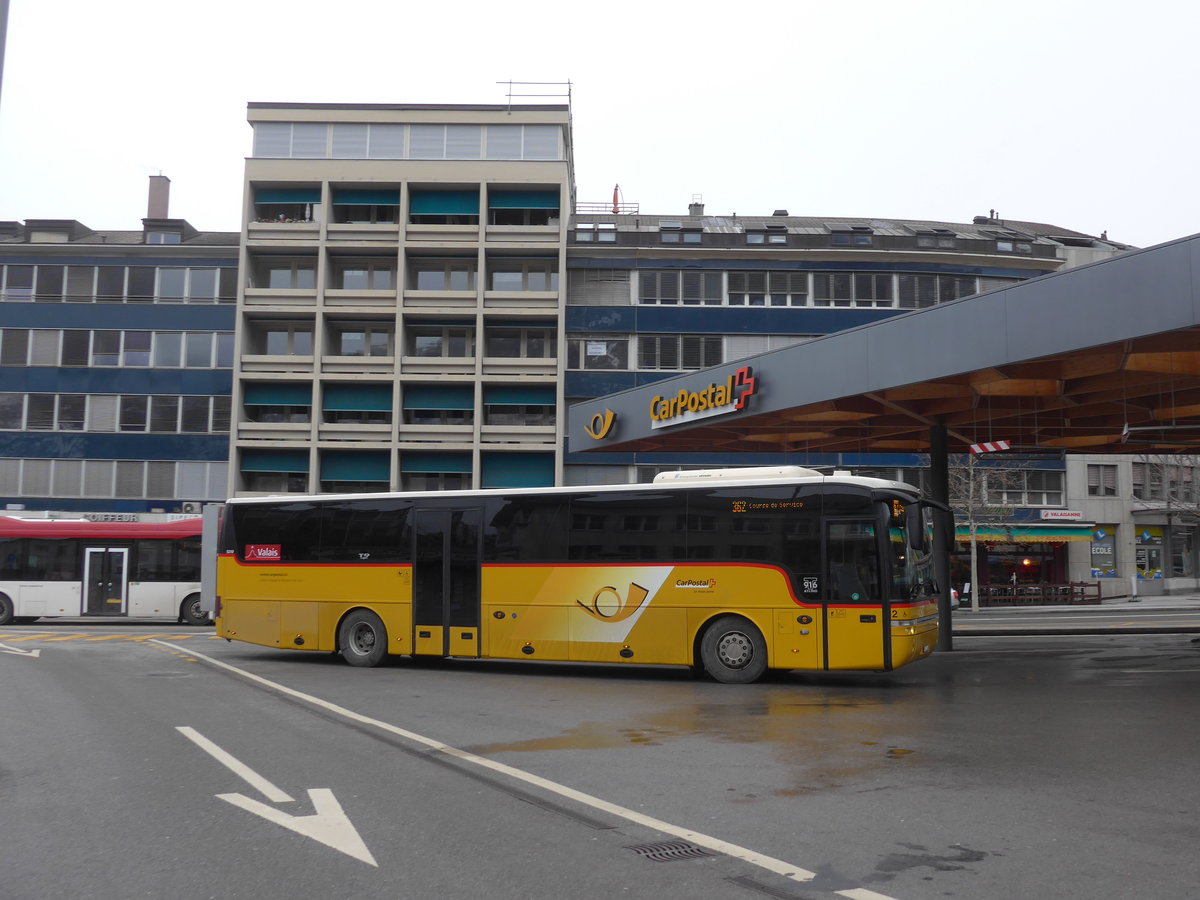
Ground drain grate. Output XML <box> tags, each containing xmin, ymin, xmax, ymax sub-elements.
<box><xmin>625</xmin><ymin>839</ymin><xmax>716</xmax><ymax>862</ymax></box>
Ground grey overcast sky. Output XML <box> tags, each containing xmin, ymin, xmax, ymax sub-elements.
<box><xmin>1</xmin><ymin>0</ymin><xmax>1196</xmax><ymax>247</ymax></box>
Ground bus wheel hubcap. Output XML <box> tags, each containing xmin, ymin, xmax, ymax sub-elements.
<box><xmin>352</xmin><ymin>626</ymin><xmax>376</xmax><ymax>654</ymax></box>
<box><xmin>717</xmin><ymin>632</ymin><xmax>752</xmax><ymax>668</ymax></box>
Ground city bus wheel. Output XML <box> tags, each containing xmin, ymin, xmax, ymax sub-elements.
<box><xmin>0</xmin><ymin>593</ymin><xmax>13</xmax><ymax>626</ymax></box>
<box><xmin>179</xmin><ymin>594</ymin><xmax>209</xmax><ymax>627</ymax></box>
<box><xmin>700</xmin><ymin>615</ymin><xmax>768</xmax><ymax>684</ymax></box>
<box><xmin>339</xmin><ymin>610</ymin><xmax>388</xmax><ymax>668</ymax></box>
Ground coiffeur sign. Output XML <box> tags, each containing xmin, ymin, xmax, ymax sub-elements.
<box><xmin>649</xmin><ymin>366</ymin><xmax>757</xmax><ymax>430</ymax></box>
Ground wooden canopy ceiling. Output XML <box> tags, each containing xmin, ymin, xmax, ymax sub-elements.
<box><xmin>600</xmin><ymin>328</ymin><xmax>1200</xmax><ymax>455</ymax></box>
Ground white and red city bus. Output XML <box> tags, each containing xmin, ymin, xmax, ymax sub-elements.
<box><xmin>0</xmin><ymin>517</ymin><xmax>207</xmax><ymax>626</ymax></box>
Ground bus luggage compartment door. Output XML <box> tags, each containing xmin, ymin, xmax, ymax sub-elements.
<box><xmin>83</xmin><ymin>547</ymin><xmax>129</xmax><ymax>616</ymax></box>
<box><xmin>823</xmin><ymin>520</ymin><xmax>887</xmax><ymax>670</ymax></box>
<box><xmin>412</xmin><ymin>508</ymin><xmax>481</xmax><ymax>657</ymax></box>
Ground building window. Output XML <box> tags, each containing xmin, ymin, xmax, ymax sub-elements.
<box><xmin>146</xmin><ymin>232</ymin><xmax>182</xmax><ymax>244</ymax></box>
<box><xmin>987</xmin><ymin>470</ymin><xmax>1064</xmax><ymax>506</ymax></box>
<box><xmin>409</xmin><ymin>189</ymin><xmax>480</xmax><ymax>225</ymax></box>
<box><xmin>1</xmin><ymin>265</ymin><xmax>34</xmax><ymax>301</ymax></box>
<box><xmin>330</xmin><ymin>260</ymin><xmax>396</xmax><ymax>290</ymax></box>
<box><xmin>565</xmin><ymin>335</ymin><xmax>628</xmax><ymax>370</ymax></box>
<box><xmin>639</xmin><ymin>335</ymin><xmax>723</xmax><ymax>371</ymax></box>
<box><xmin>406</xmin><ymin>325</ymin><xmax>474</xmax><ymax>358</ymax></box>
<box><xmin>1087</xmin><ymin>464</ymin><xmax>1118</xmax><ymax>497</ymax></box>
<box><xmin>728</xmin><ymin>272</ymin><xmax>808</xmax><ymax>307</ymax></box>
<box><xmin>483</xmin><ymin>326</ymin><xmax>556</xmax><ymax>359</ymax></box>
<box><xmin>812</xmin><ymin>272</ymin><xmax>893</xmax><ymax>307</ymax></box>
<box><xmin>487</xmin><ymin>260</ymin><xmax>558</xmax><ymax>292</ymax></box>
<box><xmin>487</xmin><ymin>190</ymin><xmax>559</xmax><ymax>226</ymax></box>
<box><xmin>330</xmin><ymin>189</ymin><xmax>400</xmax><ymax>224</ymax></box>
<box><xmin>829</xmin><ymin>225</ymin><xmax>874</xmax><ymax>247</ymax></box>
<box><xmin>638</xmin><ymin>270</ymin><xmax>722</xmax><ymax>305</ymax></box>
<box><xmin>330</xmin><ymin>324</ymin><xmax>392</xmax><ymax>357</ymax></box>
<box><xmin>408</xmin><ymin>260</ymin><xmax>476</xmax><ymax>291</ymax></box>
<box><xmin>660</xmin><ymin>228</ymin><xmax>702</xmax><ymax>244</ymax></box>
<box><xmin>250</xmin><ymin>325</ymin><xmax>313</xmax><ymax>356</ymax></box>
<box><xmin>575</xmin><ymin>223</ymin><xmax>616</xmax><ymax>242</ymax></box>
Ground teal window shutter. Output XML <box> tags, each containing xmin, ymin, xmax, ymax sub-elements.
<box><xmin>243</xmin><ymin>383</ymin><xmax>313</xmax><ymax>406</ymax></box>
<box><xmin>481</xmin><ymin>453</ymin><xmax>555</xmax><ymax>488</ymax></box>
<box><xmin>331</xmin><ymin>189</ymin><xmax>400</xmax><ymax>206</ymax></box>
<box><xmin>321</xmin><ymin>450</ymin><xmax>389</xmax><ymax>482</ymax></box>
<box><xmin>323</xmin><ymin>384</ymin><xmax>393</xmax><ymax>412</ymax></box>
<box><xmin>255</xmin><ymin>188</ymin><xmax>321</xmax><ymax>203</ymax></box>
<box><xmin>400</xmin><ymin>452</ymin><xmax>472</xmax><ymax>474</ymax></box>
<box><xmin>488</xmin><ymin>190</ymin><xmax>560</xmax><ymax>210</ymax></box>
<box><xmin>402</xmin><ymin>385</ymin><xmax>475</xmax><ymax>410</ymax></box>
<box><xmin>483</xmin><ymin>385</ymin><xmax>556</xmax><ymax>405</ymax></box>
<box><xmin>409</xmin><ymin>190</ymin><xmax>480</xmax><ymax>215</ymax></box>
<box><xmin>241</xmin><ymin>450</ymin><xmax>309</xmax><ymax>473</ymax></box>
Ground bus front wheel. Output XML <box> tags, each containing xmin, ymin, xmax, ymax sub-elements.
<box><xmin>338</xmin><ymin>610</ymin><xmax>388</xmax><ymax>667</ymax></box>
<box><xmin>700</xmin><ymin>615</ymin><xmax>768</xmax><ymax>684</ymax></box>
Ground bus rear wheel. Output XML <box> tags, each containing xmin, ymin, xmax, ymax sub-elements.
<box><xmin>339</xmin><ymin>610</ymin><xmax>388</xmax><ymax>668</ymax></box>
<box><xmin>700</xmin><ymin>615</ymin><xmax>768</xmax><ymax>684</ymax></box>
<box><xmin>179</xmin><ymin>594</ymin><xmax>209</xmax><ymax>626</ymax></box>
<box><xmin>0</xmin><ymin>593</ymin><xmax>13</xmax><ymax>626</ymax></box>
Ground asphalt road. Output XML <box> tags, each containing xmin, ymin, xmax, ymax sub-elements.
<box><xmin>2</xmin><ymin>619</ymin><xmax>1198</xmax><ymax>900</ymax></box>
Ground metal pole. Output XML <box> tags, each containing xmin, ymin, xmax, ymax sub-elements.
<box><xmin>930</xmin><ymin>424</ymin><xmax>954</xmax><ymax>651</ymax></box>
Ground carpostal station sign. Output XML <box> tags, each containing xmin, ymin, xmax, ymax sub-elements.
<box><xmin>650</xmin><ymin>366</ymin><xmax>757</xmax><ymax>430</ymax></box>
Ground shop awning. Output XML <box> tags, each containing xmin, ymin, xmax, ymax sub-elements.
<box><xmin>955</xmin><ymin>525</ymin><xmax>1094</xmax><ymax>543</ymax></box>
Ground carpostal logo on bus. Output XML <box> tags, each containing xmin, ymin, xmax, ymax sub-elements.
<box><xmin>244</xmin><ymin>544</ymin><xmax>282</xmax><ymax>561</ymax></box>
<box><xmin>675</xmin><ymin>578</ymin><xmax>717</xmax><ymax>590</ymax></box>
<box><xmin>649</xmin><ymin>366</ymin><xmax>756</xmax><ymax>430</ymax></box>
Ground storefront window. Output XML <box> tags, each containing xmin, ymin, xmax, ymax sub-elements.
<box><xmin>1136</xmin><ymin>526</ymin><xmax>1164</xmax><ymax>579</ymax></box>
<box><xmin>1171</xmin><ymin>528</ymin><xmax>1194</xmax><ymax>577</ymax></box>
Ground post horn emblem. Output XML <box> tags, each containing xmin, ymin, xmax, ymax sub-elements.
<box><xmin>584</xmin><ymin>409</ymin><xmax>616</xmax><ymax>440</ymax></box>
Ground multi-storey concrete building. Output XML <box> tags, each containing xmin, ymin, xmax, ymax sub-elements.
<box><xmin>231</xmin><ymin>103</ymin><xmax>572</xmax><ymax>495</ymax></box>
<box><xmin>0</xmin><ymin>177</ymin><xmax>237</xmax><ymax>514</ymax></box>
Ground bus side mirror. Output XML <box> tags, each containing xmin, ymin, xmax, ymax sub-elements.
<box><xmin>907</xmin><ymin>504</ymin><xmax>924</xmax><ymax>551</ymax></box>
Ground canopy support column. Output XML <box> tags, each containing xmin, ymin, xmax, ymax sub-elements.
<box><xmin>930</xmin><ymin>423</ymin><xmax>954</xmax><ymax>651</ymax></box>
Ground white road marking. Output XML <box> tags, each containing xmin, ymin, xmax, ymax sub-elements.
<box><xmin>160</xmin><ymin>641</ymin><xmax>902</xmax><ymax>897</ymax></box>
<box><xmin>176</xmin><ymin>726</ymin><xmax>376</xmax><ymax>866</ymax></box>
<box><xmin>176</xmin><ymin>725</ymin><xmax>294</xmax><ymax>803</ymax></box>
<box><xmin>0</xmin><ymin>641</ymin><xmax>41</xmax><ymax>658</ymax></box>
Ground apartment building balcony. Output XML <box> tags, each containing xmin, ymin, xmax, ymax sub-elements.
<box><xmin>243</xmin><ymin>287</ymin><xmax>318</xmax><ymax>310</ymax></box>
<box><xmin>319</xmin><ymin>354</ymin><xmax>397</xmax><ymax>375</ymax></box>
<box><xmin>240</xmin><ymin>354</ymin><xmax>315</xmax><ymax>375</ymax></box>
<box><xmin>326</xmin><ymin>223</ymin><xmax>400</xmax><ymax>243</ymax></box>
<box><xmin>400</xmin><ymin>355</ymin><xmax>477</xmax><ymax>376</ymax></box>
<box><xmin>481</xmin><ymin>356</ymin><xmax>557</xmax><ymax>377</ymax></box>
<box><xmin>482</xmin><ymin>290</ymin><xmax>559</xmax><ymax>311</ymax></box>
<box><xmin>396</xmin><ymin>426</ymin><xmax>474</xmax><ymax>448</ymax></box>
<box><xmin>246</xmin><ymin>221</ymin><xmax>320</xmax><ymax>242</ymax></box>
<box><xmin>318</xmin><ymin>422</ymin><xmax>393</xmax><ymax>443</ymax></box>
<box><xmin>484</xmin><ymin>224</ymin><xmax>561</xmax><ymax>244</ymax></box>
<box><xmin>405</xmin><ymin>223</ymin><xmax>481</xmax><ymax>243</ymax></box>
<box><xmin>236</xmin><ymin>421</ymin><xmax>313</xmax><ymax>442</ymax></box>
<box><xmin>401</xmin><ymin>290</ymin><xmax>478</xmax><ymax>310</ymax></box>
<box><xmin>323</xmin><ymin>288</ymin><xmax>398</xmax><ymax>309</ymax></box>
<box><xmin>479</xmin><ymin>424</ymin><xmax>557</xmax><ymax>445</ymax></box>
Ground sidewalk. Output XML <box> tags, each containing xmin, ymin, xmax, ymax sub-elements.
<box><xmin>953</xmin><ymin>593</ymin><xmax>1200</xmax><ymax>614</ymax></box>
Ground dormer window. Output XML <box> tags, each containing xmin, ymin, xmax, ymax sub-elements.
<box><xmin>576</xmin><ymin>223</ymin><xmax>617</xmax><ymax>242</ymax></box>
<box><xmin>829</xmin><ymin>224</ymin><xmax>873</xmax><ymax>247</ymax></box>
<box><xmin>914</xmin><ymin>227</ymin><xmax>957</xmax><ymax>249</ymax></box>
<box><xmin>146</xmin><ymin>231</ymin><xmax>182</xmax><ymax>244</ymax></box>
<box><xmin>660</xmin><ymin>222</ymin><xmax>701</xmax><ymax>244</ymax></box>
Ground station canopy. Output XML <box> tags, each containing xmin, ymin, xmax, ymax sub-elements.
<box><xmin>568</xmin><ymin>233</ymin><xmax>1200</xmax><ymax>457</ymax></box>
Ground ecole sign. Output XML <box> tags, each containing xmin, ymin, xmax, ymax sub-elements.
<box><xmin>650</xmin><ymin>366</ymin><xmax>757</xmax><ymax>430</ymax></box>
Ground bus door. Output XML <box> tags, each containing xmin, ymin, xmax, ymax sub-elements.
<box><xmin>823</xmin><ymin>519</ymin><xmax>888</xmax><ymax>670</ymax></box>
<box><xmin>412</xmin><ymin>508</ymin><xmax>482</xmax><ymax>658</ymax></box>
<box><xmin>83</xmin><ymin>547</ymin><xmax>130</xmax><ymax>616</ymax></box>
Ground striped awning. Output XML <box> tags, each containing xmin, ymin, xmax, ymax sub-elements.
<box><xmin>955</xmin><ymin>525</ymin><xmax>1093</xmax><ymax>543</ymax></box>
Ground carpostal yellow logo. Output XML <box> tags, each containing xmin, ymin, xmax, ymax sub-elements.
<box><xmin>649</xmin><ymin>366</ymin><xmax>757</xmax><ymax>430</ymax></box>
<box><xmin>675</xmin><ymin>578</ymin><xmax>716</xmax><ymax>589</ymax></box>
<box><xmin>576</xmin><ymin>582</ymin><xmax>649</xmax><ymax>622</ymax></box>
<box><xmin>584</xmin><ymin>408</ymin><xmax>616</xmax><ymax>440</ymax></box>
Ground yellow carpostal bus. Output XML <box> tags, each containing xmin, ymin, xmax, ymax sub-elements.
<box><xmin>213</xmin><ymin>466</ymin><xmax>943</xmax><ymax>682</ymax></box>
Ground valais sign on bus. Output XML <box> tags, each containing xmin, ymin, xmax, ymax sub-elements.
<box><xmin>649</xmin><ymin>366</ymin><xmax>757</xmax><ymax>430</ymax></box>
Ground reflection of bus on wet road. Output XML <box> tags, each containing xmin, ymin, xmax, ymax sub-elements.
<box><xmin>212</xmin><ymin>467</ymin><xmax>944</xmax><ymax>682</ymax></box>
<box><xmin>0</xmin><ymin>517</ymin><xmax>207</xmax><ymax>625</ymax></box>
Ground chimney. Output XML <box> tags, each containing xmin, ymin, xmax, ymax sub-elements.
<box><xmin>147</xmin><ymin>175</ymin><xmax>171</xmax><ymax>219</ymax></box>
<box><xmin>772</xmin><ymin>209</ymin><xmax>789</xmax><ymax>217</ymax></box>
<box><xmin>688</xmin><ymin>193</ymin><xmax>704</xmax><ymax>217</ymax></box>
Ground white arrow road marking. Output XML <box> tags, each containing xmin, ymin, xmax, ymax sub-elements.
<box><xmin>217</xmin><ymin>789</ymin><xmax>377</xmax><ymax>866</ymax></box>
<box><xmin>0</xmin><ymin>642</ymin><xmax>41</xmax><ymax>658</ymax></box>
<box><xmin>176</xmin><ymin>726</ymin><xmax>376</xmax><ymax>866</ymax></box>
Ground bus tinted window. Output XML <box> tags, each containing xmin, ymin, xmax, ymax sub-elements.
<box><xmin>231</xmin><ymin>502</ymin><xmax>322</xmax><ymax>562</ymax></box>
<box><xmin>0</xmin><ymin>538</ymin><xmax>22</xmax><ymax>577</ymax></box>
<box><xmin>176</xmin><ymin>537</ymin><xmax>201</xmax><ymax>580</ymax></box>
<box><xmin>568</xmin><ymin>491</ymin><xmax>681</xmax><ymax>561</ymax></box>
<box><xmin>317</xmin><ymin>499</ymin><xmax>411</xmax><ymax>563</ymax></box>
<box><xmin>484</xmin><ymin>496</ymin><xmax>568</xmax><ymax>562</ymax></box>
<box><xmin>24</xmin><ymin>539</ymin><xmax>79</xmax><ymax>580</ymax></box>
<box><xmin>135</xmin><ymin>540</ymin><xmax>174</xmax><ymax>580</ymax></box>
